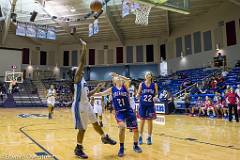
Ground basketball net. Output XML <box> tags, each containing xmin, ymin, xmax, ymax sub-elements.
<box><xmin>135</xmin><ymin>3</ymin><xmax>152</xmax><ymax>26</ymax></box>
<box><xmin>122</xmin><ymin>0</ymin><xmax>152</xmax><ymax>26</ymax></box>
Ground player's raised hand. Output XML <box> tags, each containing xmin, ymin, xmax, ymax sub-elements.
<box><xmin>79</xmin><ymin>38</ymin><xmax>87</xmax><ymax>46</ymax></box>
<box><xmin>97</xmin><ymin>82</ymin><xmax>105</xmax><ymax>89</ymax></box>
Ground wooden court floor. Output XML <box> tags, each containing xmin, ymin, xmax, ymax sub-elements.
<box><xmin>0</xmin><ymin>108</ymin><xmax>240</xmax><ymax>160</ymax></box>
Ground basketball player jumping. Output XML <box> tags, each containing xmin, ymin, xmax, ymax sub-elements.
<box><xmin>137</xmin><ymin>72</ymin><xmax>158</xmax><ymax>145</ymax></box>
<box><xmin>94</xmin><ymin>72</ymin><xmax>142</xmax><ymax>157</ymax></box>
<box><xmin>72</xmin><ymin>39</ymin><xmax>116</xmax><ymax>159</ymax></box>
<box><xmin>47</xmin><ymin>85</ymin><xmax>56</xmax><ymax>119</ymax></box>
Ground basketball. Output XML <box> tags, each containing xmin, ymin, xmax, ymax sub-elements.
<box><xmin>90</xmin><ymin>0</ymin><xmax>103</xmax><ymax>12</ymax></box>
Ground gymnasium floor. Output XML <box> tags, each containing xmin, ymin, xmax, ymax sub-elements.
<box><xmin>0</xmin><ymin>108</ymin><xmax>239</xmax><ymax>160</ymax></box>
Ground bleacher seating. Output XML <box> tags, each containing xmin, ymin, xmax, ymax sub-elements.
<box><xmin>0</xmin><ymin>80</ymin><xmax>44</xmax><ymax>107</ymax></box>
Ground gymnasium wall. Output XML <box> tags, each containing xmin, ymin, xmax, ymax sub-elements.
<box><xmin>165</xmin><ymin>2</ymin><xmax>240</xmax><ymax>72</ymax></box>
<box><xmin>1</xmin><ymin>34</ymin><xmax>59</xmax><ymax>66</ymax></box>
<box><xmin>58</xmin><ymin>37</ymin><xmax>164</xmax><ymax>66</ymax></box>
<box><xmin>0</xmin><ymin>48</ymin><xmax>22</xmax><ymax>79</ymax></box>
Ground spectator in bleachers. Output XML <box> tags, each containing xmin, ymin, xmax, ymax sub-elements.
<box><xmin>198</xmin><ymin>82</ymin><xmax>207</xmax><ymax>94</ymax></box>
<box><xmin>205</xmin><ymin>96</ymin><xmax>216</xmax><ymax>117</ymax></box>
<box><xmin>216</xmin><ymin>74</ymin><xmax>224</xmax><ymax>83</ymax></box>
<box><xmin>224</xmin><ymin>85</ymin><xmax>231</xmax><ymax>94</ymax></box>
<box><xmin>210</xmin><ymin>78</ymin><xmax>218</xmax><ymax>93</ymax></box>
<box><xmin>191</xmin><ymin>97</ymin><xmax>202</xmax><ymax>116</ymax></box>
<box><xmin>221</xmin><ymin>69</ymin><xmax>228</xmax><ymax>77</ymax></box>
<box><xmin>225</xmin><ymin>87</ymin><xmax>239</xmax><ymax>122</ymax></box>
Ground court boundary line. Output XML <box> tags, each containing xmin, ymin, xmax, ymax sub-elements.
<box><xmin>19</xmin><ymin>124</ymin><xmax>59</xmax><ymax>160</ymax></box>
<box><xmin>156</xmin><ymin>132</ymin><xmax>240</xmax><ymax>151</ymax></box>
<box><xmin>20</xmin><ymin>124</ymin><xmax>240</xmax><ymax>151</ymax></box>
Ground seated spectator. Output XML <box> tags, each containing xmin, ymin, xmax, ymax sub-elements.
<box><xmin>199</xmin><ymin>98</ymin><xmax>207</xmax><ymax>116</ymax></box>
<box><xmin>191</xmin><ymin>97</ymin><xmax>202</xmax><ymax>116</ymax></box>
<box><xmin>213</xmin><ymin>92</ymin><xmax>223</xmax><ymax>117</ymax></box>
<box><xmin>205</xmin><ymin>96</ymin><xmax>216</xmax><ymax>117</ymax></box>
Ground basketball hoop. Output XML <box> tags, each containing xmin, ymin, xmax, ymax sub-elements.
<box><xmin>122</xmin><ymin>0</ymin><xmax>152</xmax><ymax>26</ymax></box>
<box><xmin>4</xmin><ymin>71</ymin><xmax>23</xmax><ymax>84</ymax></box>
<box><xmin>135</xmin><ymin>3</ymin><xmax>152</xmax><ymax>26</ymax></box>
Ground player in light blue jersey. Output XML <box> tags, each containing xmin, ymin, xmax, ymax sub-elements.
<box><xmin>71</xmin><ymin>39</ymin><xmax>116</xmax><ymax>159</ymax></box>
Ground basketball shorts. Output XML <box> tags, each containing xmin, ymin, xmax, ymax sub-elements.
<box><xmin>47</xmin><ymin>98</ymin><xmax>55</xmax><ymax>106</ymax></box>
<box><xmin>115</xmin><ymin>108</ymin><xmax>138</xmax><ymax>129</ymax></box>
<box><xmin>94</xmin><ymin>104</ymin><xmax>103</xmax><ymax>115</ymax></box>
<box><xmin>72</xmin><ymin>102</ymin><xmax>98</xmax><ymax>130</ymax></box>
<box><xmin>138</xmin><ymin>104</ymin><xmax>157</xmax><ymax>120</ymax></box>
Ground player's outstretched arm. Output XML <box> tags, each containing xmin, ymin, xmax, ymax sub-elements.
<box><xmin>94</xmin><ymin>87</ymin><xmax>112</xmax><ymax>97</ymax></box>
<box><xmin>74</xmin><ymin>39</ymin><xmax>87</xmax><ymax>84</ymax></box>
<box><xmin>88</xmin><ymin>82</ymin><xmax>105</xmax><ymax>98</ymax></box>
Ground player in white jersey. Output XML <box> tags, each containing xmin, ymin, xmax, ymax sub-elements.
<box><xmin>93</xmin><ymin>95</ymin><xmax>103</xmax><ymax>127</ymax></box>
<box><xmin>71</xmin><ymin>39</ymin><xmax>116</xmax><ymax>159</ymax></box>
<box><xmin>129</xmin><ymin>84</ymin><xmax>136</xmax><ymax>112</ymax></box>
<box><xmin>47</xmin><ymin>85</ymin><xmax>56</xmax><ymax>119</ymax></box>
